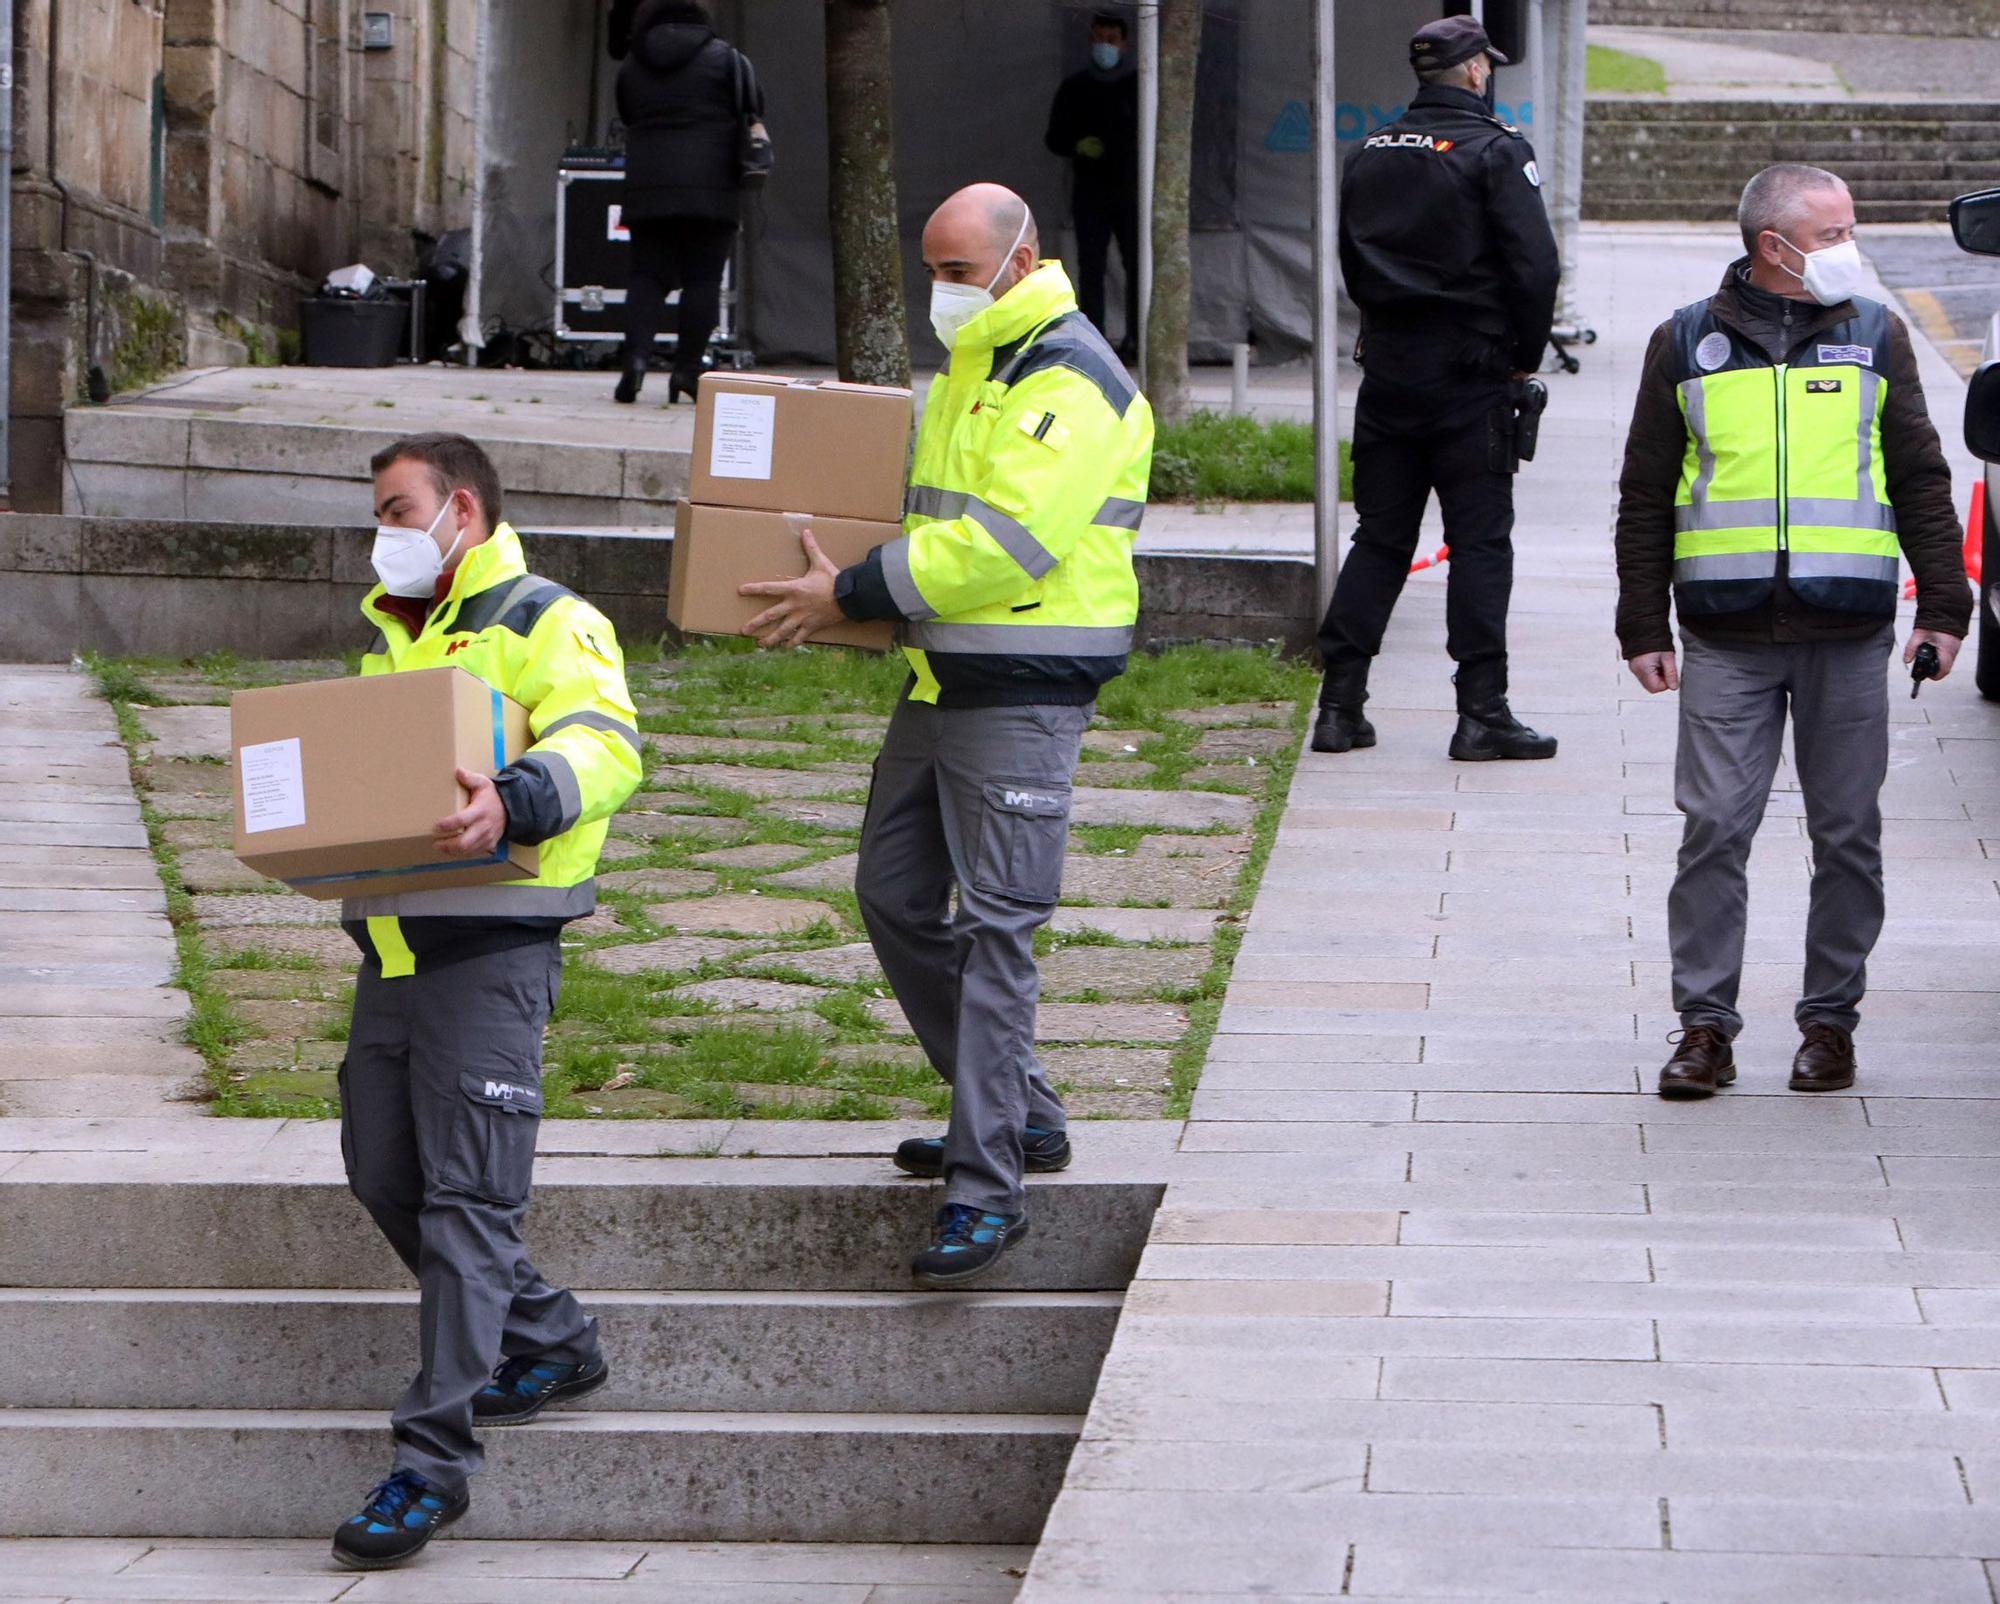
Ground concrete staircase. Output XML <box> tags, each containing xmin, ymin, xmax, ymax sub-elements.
<box><xmin>1588</xmin><ymin>0</ymin><xmax>2000</xmax><ymax>37</ymax></box>
<box><xmin>0</xmin><ymin>1154</ymin><xmax>1161</xmax><ymax>1544</ymax></box>
<box><xmin>1584</xmin><ymin>101</ymin><xmax>2000</xmax><ymax>224</ymax></box>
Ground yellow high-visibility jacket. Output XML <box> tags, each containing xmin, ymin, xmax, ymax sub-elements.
<box><xmin>346</xmin><ymin>522</ymin><xmax>642</xmax><ymax>975</ymax></box>
<box><xmin>835</xmin><ymin>261</ymin><xmax>1155</xmax><ymax>706</ymax></box>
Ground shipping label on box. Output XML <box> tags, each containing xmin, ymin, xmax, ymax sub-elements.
<box><xmin>231</xmin><ymin>666</ymin><xmax>539</xmax><ymax>900</ymax></box>
<box><xmin>689</xmin><ymin>373</ymin><xmax>912</xmax><ymax>523</ymax></box>
<box><xmin>668</xmin><ymin>501</ymin><xmax>896</xmax><ymax>652</ymax></box>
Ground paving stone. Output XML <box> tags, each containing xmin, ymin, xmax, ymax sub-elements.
<box><xmin>868</xmin><ymin>996</ymin><xmax>1185</xmax><ymax>1042</ymax></box>
<box><xmin>584</xmin><ymin>935</ymin><xmax>752</xmax><ymax>976</ymax></box>
<box><xmin>657</xmin><ymin>1009</ymin><xmax>834</xmax><ymax>1040</ymax></box>
<box><xmin>230</xmin><ymin>997</ymin><xmax>342</xmax><ymax>1038</ymax></box>
<box><xmin>158</xmin><ymin>818</ymin><xmax>232</xmax><ymax>851</ymax></box>
<box><xmin>176</xmin><ymin>848</ymin><xmax>277</xmax><ymax>894</ymax></box>
<box><xmin>1070</xmin><ymin>787</ymin><xmax>1254</xmax><ymax>830</ymax></box>
<box><xmin>204</xmin><ymin>926</ymin><xmax>359</xmax><ymax>966</ymax></box>
<box><xmin>572</xmin><ymin>1086</ymin><xmax>705</xmax><ymax>1117</ymax></box>
<box><xmin>667</xmin><ymin>977</ymin><xmax>829</xmax><ymax>1013</ymax></box>
<box><xmin>691</xmin><ymin>842</ymin><xmax>816</xmax><ymax>871</ymax></box>
<box><xmin>756</xmin><ymin>800</ymin><xmax>868</xmax><ymax>831</ymax></box>
<box><xmin>593</xmin><ymin>835</ymin><xmax>652</xmax><ymax>863</ymax></box>
<box><xmin>645</xmin><ymin>733</ymin><xmax>816</xmax><ymax>759</ymax></box>
<box><xmin>1192</xmin><ymin>726</ymin><xmax>1295</xmax><ymax>760</ymax></box>
<box><xmin>1038</xmin><ymin>947</ymin><xmax>1209</xmax><ymax>999</ymax></box>
<box><xmin>625</xmin><ymin>789</ymin><xmax>707</xmax><ymax>810</ymax></box>
<box><xmin>136</xmin><ymin>758</ymin><xmax>233</xmax><ymax>805</ymax></box>
<box><xmin>608</xmin><ymin>812</ymin><xmax>752</xmax><ymax>843</ymax></box>
<box><xmin>226</xmin><ymin>1039</ymin><xmax>346</xmax><ymax>1073</ymax></box>
<box><xmin>762</xmin><ymin>852</ymin><xmax>859</xmax><ymax>894</ymax></box>
<box><xmin>732</xmin><ymin>1082</ymin><xmax>927</xmax><ymax>1115</ymax></box>
<box><xmin>1074</xmin><ymin>760</ymin><xmax>1159</xmax><ymax>786</ymax></box>
<box><xmin>1183</xmin><ymin>765</ymin><xmax>1265</xmax><ymax>791</ymax></box>
<box><xmin>1048</xmin><ymin>905</ymin><xmax>1221</xmax><ymax>943</ymax></box>
<box><xmin>1061</xmin><ymin>854</ymin><xmax>1236</xmax><ymax>910</ymax></box>
<box><xmin>1080</xmin><ymin>728</ymin><xmax>1151</xmax><ymax>755</ymax></box>
<box><xmin>1131</xmin><ymin>833</ymin><xmax>1251</xmax><ymax>859</ymax></box>
<box><xmin>650</xmin><ymin>762</ymin><xmax>869</xmax><ymax>799</ymax></box>
<box><xmin>210</xmin><ymin>970</ymin><xmax>345</xmax><ymax>1000</ymax></box>
<box><xmin>747</xmin><ymin>942</ymin><xmax>885</xmax><ymax>985</ymax></box>
<box><xmin>596</xmin><ymin>866</ymin><xmax>719</xmax><ymax>899</ymax></box>
<box><xmin>193</xmin><ymin>894</ymin><xmax>340</xmax><ymax>928</ymax></box>
<box><xmin>647</xmin><ymin>893</ymin><xmax>843</xmax><ymax>936</ymax></box>
<box><xmin>823</xmin><ymin>1041</ymin><xmax>930</xmax><ymax>1070</ymax></box>
<box><xmin>1166</xmin><ymin>702</ymin><xmax>1292</xmax><ymax>728</ymax></box>
<box><xmin>1066</xmin><ymin>1089</ymin><xmax>1170</xmax><ymax>1117</ymax></box>
<box><xmin>1041</xmin><ymin>1046</ymin><xmax>1174</xmax><ymax>1091</ymax></box>
<box><xmin>724</xmin><ymin>713</ymin><xmax>888</xmax><ymax>736</ymax></box>
<box><xmin>559</xmin><ymin>909</ymin><xmax>632</xmax><ymax>941</ymax></box>
<box><xmin>133</xmin><ymin>704</ymin><xmax>231</xmax><ymax>760</ymax></box>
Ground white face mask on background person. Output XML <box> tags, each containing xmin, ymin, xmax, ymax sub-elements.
<box><xmin>929</xmin><ymin>210</ymin><xmax>1035</xmax><ymax>349</ymax></box>
<box><xmin>1776</xmin><ymin>234</ymin><xmax>1865</xmax><ymax>307</ymax></box>
<box><xmin>371</xmin><ymin>496</ymin><xmax>464</xmax><ymax>598</ymax></box>
<box><xmin>1090</xmin><ymin>40</ymin><xmax>1123</xmax><ymax>71</ymax></box>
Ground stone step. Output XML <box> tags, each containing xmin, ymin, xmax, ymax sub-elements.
<box><xmin>0</xmin><ymin>1407</ymin><xmax>1082</xmax><ymax>1543</ymax></box>
<box><xmin>1584</xmin><ymin>100</ymin><xmax>2000</xmax><ymax>125</ymax></box>
<box><xmin>1587</xmin><ymin>157</ymin><xmax>2000</xmax><ymax>184</ymax></box>
<box><xmin>0</xmin><ymin>1169</ymin><xmax>1164</xmax><ymax>1293</ymax></box>
<box><xmin>0</xmin><ymin>1286</ymin><xmax>1122</xmax><ymax>1414</ymax></box>
<box><xmin>1584</xmin><ymin>198</ymin><xmax>1958</xmax><ymax>223</ymax></box>
<box><xmin>1588</xmin><ymin>176</ymin><xmax>1975</xmax><ymax>200</ymax></box>
<box><xmin>1589</xmin><ymin>0</ymin><xmax>2000</xmax><ymax>36</ymax></box>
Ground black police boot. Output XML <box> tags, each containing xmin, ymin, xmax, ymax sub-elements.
<box><xmin>613</xmin><ymin>353</ymin><xmax>646</xmax><ymax>405</ymax></box>
<box><xmin>1311</xmin><ymin>660</ymin><xmax>1375</xmax><ymax>754</ymax></box>
<box><xmin>1448</xmin><ymin>660</ymin><xmax>1557</xmax><ymax>762</ymax></box>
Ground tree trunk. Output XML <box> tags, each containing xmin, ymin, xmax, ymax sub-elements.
<box><xmin>825</xmin><ymin>0</ymin><xmax>909</xmax><ymax>387</ymax></box>
<box><xmin>1145</xmin><ymin>0</ymin><xmax>1202</xmax><ymax>427</ymax></box>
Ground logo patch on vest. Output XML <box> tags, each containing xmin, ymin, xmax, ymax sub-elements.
<box><xmin>1817</xmin><ymin>344</ymin><xmax>1873</xmax><ymax>365</ymax></box>
<box><xmin>1694</xmin><ymin>332</ymin><xmax>1731</xmax><ymax>372</ymax></box>
<box><xmin>1805</xmin><ymin>377</ymin><xmax>1843</xmax><ymax>394</ymax></box>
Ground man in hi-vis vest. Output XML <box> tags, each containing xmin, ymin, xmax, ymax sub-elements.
<box><xmin>1615</xmin><ymin>164</ymin><xmax>1969</xmax><ymax>1101</ymax></box>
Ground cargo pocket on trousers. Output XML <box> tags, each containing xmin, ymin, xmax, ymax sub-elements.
<box><xmin>442</xmin><ymin>1069</ymin><xmax>543</xmax><ymax>1207</ymax></box>
<box><xmin>971</xmin><ymin>780</ymin><xmax>1071</xmax><ymax>905</ymax></box>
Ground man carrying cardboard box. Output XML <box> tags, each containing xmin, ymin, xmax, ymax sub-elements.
<box><xmin>329</xmin><ymin>433</ymin><xmax>643</xmax><ymax>1571</ymax></box>
<box><xmin>742</xmin><ymin>183</ymin><xmax>1155</xmax><ymax>1289</ymax></box>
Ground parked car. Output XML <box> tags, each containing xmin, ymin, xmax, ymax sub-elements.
<box><xmin>1947</xmin><ymin>187</ymin><xmax>2000</xmax><ymax>699</ymax></box>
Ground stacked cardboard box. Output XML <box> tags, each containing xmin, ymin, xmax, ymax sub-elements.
<box><xmin>668</xmin><ymin>373</ymin><xmax>913</xmax><ymax>651</ymax></box>
<box><xmin>231</xmin><ymin>666</ymin><xmax>537</xmax><ymax>899</ymax></box>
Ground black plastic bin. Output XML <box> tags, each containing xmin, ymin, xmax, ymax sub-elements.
<box><xmin>300</xmin><ymin>297</ymin><xmax>409</xmax><ymax>367</ymax></box>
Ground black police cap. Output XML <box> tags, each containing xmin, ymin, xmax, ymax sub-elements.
<box><xmin>1409</xmin><ymin>14</ymin><xmax>1508</xmax><ymax>71</ymax></box>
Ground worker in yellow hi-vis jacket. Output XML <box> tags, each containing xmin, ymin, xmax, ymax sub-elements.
<box><xmin>741</xmin><ymin>183</ymin><xmax>1154</xmax><ymax>1292</ymax></box>
<box><xmin>329</xmin><ymin>432</ymin><xmax>641</xmax><ymax>1572</ymax></box>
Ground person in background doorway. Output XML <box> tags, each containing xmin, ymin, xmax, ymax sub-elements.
<box><xmin>1045</xmin><ymin>10</ymin><xmax>1140</xmax><ymax>362</ymax></box>
<box><xmin>612</xmin><ymin>0</ymin><xmax>763</xmax><ymax>405</ymax></box>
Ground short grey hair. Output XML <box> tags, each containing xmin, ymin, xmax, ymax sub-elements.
<box><xmin>1738</xmin><ymin>164</ymin><xmax>1847</xmax><ymax>254</ymax></box>
<box><xmin>1416</xmin><ymin>59</ymin><xmax>1480</xmax><ymax>89</ymax></box>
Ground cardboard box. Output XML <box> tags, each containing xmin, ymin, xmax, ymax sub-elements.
<box><xmin>689</xmin><ymin>372</ymin><xmax>912</xmax><ymax>522</ymax></box>
<box><xmin>230</xmin><ymin>667</ymin><xmax>538</xmax><ymax>900</ymax></box>
<box><xmin>669</xmin><ymin>501</ymin><xmax>897</xmax><ymax>652</ymax></box>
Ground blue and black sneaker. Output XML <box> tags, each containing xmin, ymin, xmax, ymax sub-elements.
<box><xmin>330</xmin><ymin>1469</ymin><xmax>468</xmax><ymax>1571</ymax></box>
<box><xmin>893</xmin><ymin>1125</ymin><xmax>1071</xmax><ymax>1180</ymax></box>
<box><xmin>911</xmin><ymin>1202</ymin><xmax>1029</xmax><ymax>1288</ymax></box>
<box><xmin>473</xmin><ymin>1350</ymin><xmax>610</xmax><ymax>1426</ymax></box>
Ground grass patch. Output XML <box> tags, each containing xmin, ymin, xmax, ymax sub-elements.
<box><xmin>1149</xmin><ymin>411</ymin><xmax>1351</xmax><ymax>504</ymax></box>
<box><xmin>1587</xmin><ymin>43</ymin><xmax>1666</xmax><ymax>95</ymax></box>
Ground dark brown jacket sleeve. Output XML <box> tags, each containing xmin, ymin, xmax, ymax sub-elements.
<box><xmin>1881</xmin><ymin>312</ymin><xmax>1973</xmax><ymax>638</ymax></box>
<box><xmin>1614</xmin><ymin>321</ymin><xmax>1687</xmax><ymax>658</ymax></box>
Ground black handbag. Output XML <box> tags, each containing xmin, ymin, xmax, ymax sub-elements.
<box><xmin>733</xmin><ymin>49</ymin><xmax>773</xmax><ymax>189</ymax></box>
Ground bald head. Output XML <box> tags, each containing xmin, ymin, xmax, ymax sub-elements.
<box><xmin>923</xmin><ymin>183</ymin><xmax>1040</xmax><ymax>297</ymax></box>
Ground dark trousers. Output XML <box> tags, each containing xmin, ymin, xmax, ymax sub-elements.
<box><xmin>1074</xmin><ymin>187</ymin><xmax>1139</xmax><ymax>349</ymax></box>
<box><xmin>621</xmin><ymin>214</ymin><xmax>735</xmax><ymax>377</ymax></box>
<box><xmin>339</xmin><ymin>939</ymin><xmax>597</xmax><ymax>1495</ymax></box>
<box><xmin>1316</xmin><ymin>376</ymin><xmax>1516</xmax><ymax>678</ymax></box>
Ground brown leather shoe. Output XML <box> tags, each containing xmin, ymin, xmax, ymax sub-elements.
<box><xmin>1790</xmin><ymin>1022</ymin><xmax>1857</xmax><ymax>1091</ymax></box>
<box><xmin>1658</xmin><ymin>1026</ymin><xmax>1736</xmax><ymax>1099</ymax></box>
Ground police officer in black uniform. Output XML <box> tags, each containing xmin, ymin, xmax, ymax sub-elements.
<box><xmin>1313</xmin><ymin>15</ymin><xmax>1562</xmax><ymax>762</ymax></box>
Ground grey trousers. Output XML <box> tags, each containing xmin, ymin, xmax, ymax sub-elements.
<box><xmin>1669</xmin><ymin>627</ymin><xmax>1894</xmax><ymax>1038</ymax></box>
<box><xmin>856</xmin><ymin>697</ymin><xmax>1086</xmax><ymax>1214</ymax></box>
<box><xmin>339</xmin><ymin>938</ymin><xmax>598</xmax><ymax>1495</ymax></box>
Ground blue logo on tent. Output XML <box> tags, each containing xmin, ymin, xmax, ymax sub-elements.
<box><xmin>1265</xmin><ymin>101</ymin><xmax>1311</xmax><ymax>152</ymax></box>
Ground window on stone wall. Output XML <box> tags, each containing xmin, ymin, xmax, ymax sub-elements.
<box><xmin>307</xmin><ymin>0</ymin><xmax>351</xmax><ymax>192</ymax></box>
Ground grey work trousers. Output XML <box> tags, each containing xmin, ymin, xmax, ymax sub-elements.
<box><xmin>1668</xmin><ymin>626</ymin><xmax>1894</xmax><ymax>1039</ymax></box>
<box><xmin>856</xmin><ymin>696</ymin><xmax>1086</xmax><ymax>1214</ymax></box>
<box><xmin>339</xmin><ymin>937</ymin><xmax>598</xmax><ymax>1495</ymax></box>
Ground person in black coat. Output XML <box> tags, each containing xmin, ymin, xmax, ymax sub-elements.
<box><xmin>1044</xmin><ymin>11</ymin><xmax>1139</xmax><ymax>360</ymax></box>
<box><xmin>611</xmin><ymin>0</ymin><xmax>764</xmax><ymax>404</ymax></box>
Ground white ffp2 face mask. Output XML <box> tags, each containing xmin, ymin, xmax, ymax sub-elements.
<box><xmin>370</xmin><ymin>497</ymin><xmax>464</xmax><ymax>598</ymax></box>
<box><xmin>929</xmin><ymin>210</ymin><xmax>1035</xmax><ymax>349</ymax></box>
<box><xmin>1777</xmin><ymin>235</ymin><xmax>1865</xmax><ymax>307</ymax></box>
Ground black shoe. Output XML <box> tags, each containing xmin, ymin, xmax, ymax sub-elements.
<box><xmin>667</xmin><ymin>371</ymin><xmax>699</xmax><ymax>405</ymax></box>
<box><xmin>893</xmin><ymin>1125</ymin><xmax>1071</xmax><ymax>1180</ymax></box>
<box><xmin>1311</xmin><ymin>703</ymin><xmax>1376</xmax><ymax>754</ymax></box>
<box><xmin>331</xmin><ymin>1470</ymin><xmax>468</xmax><ymax>1571</ymax></box>
<box><xmin>912</xmin><ymin>1203</ymin><xmax>1028</xmax><ymax>1288</ymax></box>
<box><xmin>1448</xmin><ymin>660</ymin><xmax>1557</xmax><ymax>761</ymax></box>
<box><xmin>1658</xmin><ymin>1025</ymin><xmax>1737</xmax><ymax>1099</ymax></box>
<box><xmin>613</xmin><ymin>363</ymin><xmax>645</xmax><ymax>405</ymax></box>
<box><xmin>473</xmin><ymin>1351</ymin><xmax>609</xmax><ymax>1426</ymax></box>
<box><xmin>1790</xmin><ymin>1021</ymin><xmax>1857</xmax><ymax>1091</ymax></box>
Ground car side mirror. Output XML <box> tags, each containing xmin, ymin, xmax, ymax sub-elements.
<box><xmin>1951</xmin><ymin>188</ymin><xmax>2000</xmax><ymax>256</ymax></box>
<box><xmin>1967</xmin><ymin>359</ymin><xmax>2000</xmax><ymax>464</ymax></box>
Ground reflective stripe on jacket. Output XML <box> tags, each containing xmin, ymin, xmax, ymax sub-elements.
<box><xmin>347</xmin><ymin>523</ymin><xmax>642</xmax><ymax>964</ymax></box>
<box><xmin>1669</xmin><ymin>297</ymin><xmax>1899</xmax><ymax>620</ymax></box>
<box><xmin>840</xmin><ymin>260</ymin><xmax>1155</xmax><ymax>708</ymax></box>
